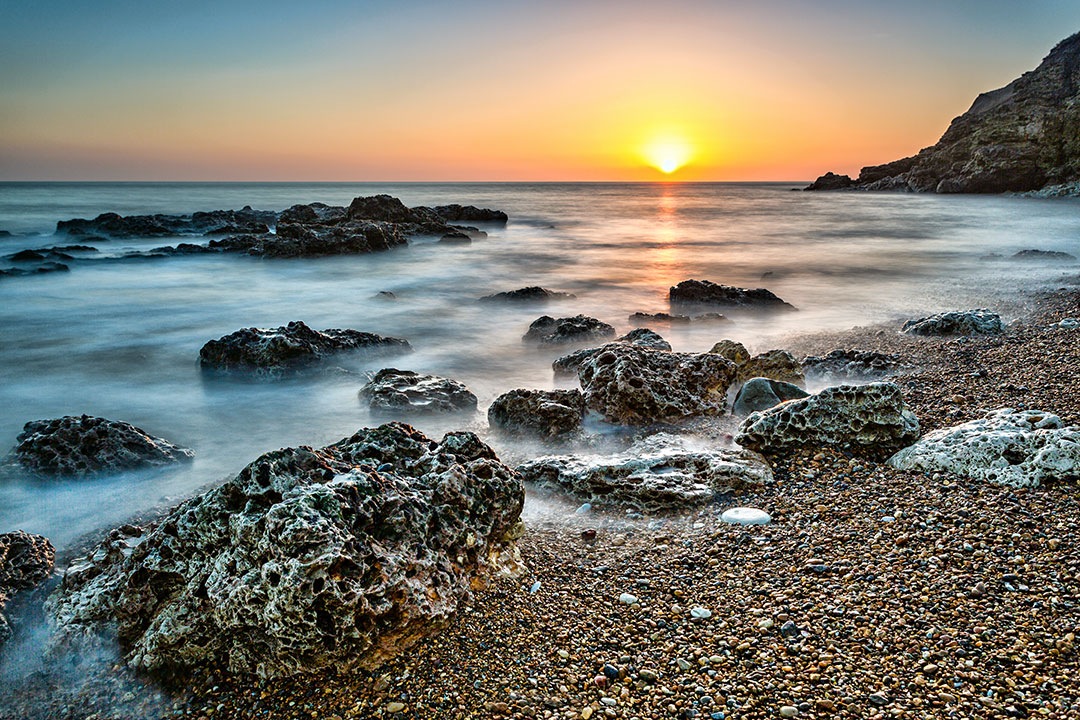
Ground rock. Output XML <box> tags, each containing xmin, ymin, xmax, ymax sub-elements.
<box><xmin>629</xmin><ymin>312</ymin><xmax>691</xmax><ymax>325</ymax></box>
<box><xmin>732</xmin><ymin>378</ymin><xmax>809</xmax><ymax>415</ymax></box>
<box><xmin>439</xmin><ymin>232</ymin><xmax>471</xmax><ymax>244</ymax></box>
<box><xmin>199</xmin><ymin>321</ymin><xmax>411</xmax><ymax>374</ymax></box>
<box><xmin>1</xmin><ymin>531</ymin><xmax>55</xmax><ymax>646</ymax></box>
<box><xmin>359</xmin><ymin>369</ymin><xmax>478</xmax><ymax>415</ymax></box>
<box><xmin>552</xmin><ymin>329</ymin><xmax>670</xmax><ymax>376</ymax></box>
<box><xmin>517</xmin><ymin>434</ymin><xmax>772</xmax><ymax>511</ymax></box>
<box><xmin>8</xmin><ymin>249</ymin><xmax>45</xmax><ymax>262</ymax></box>
<box><xmin>479</xmin><ymin>287</ymin><xmax>575</xmax><ymax>303</ymax></box>
<box><xmin>735</xmin><ymin>382</ymin><xmax>920</xmax><ymax>456</ymax></box>
<box><xmin>422</xmin><ymin>204</ymin><xmax>508</xmax><ymax>223</ymax></box>
<box><xmin>56</xmin><ymin>207</ymin><xmax>277</xmax><ymax>238</ymax></box>
<box><xmin>523</xmin><ymin>315</ymin><xmax>616</xmax><ymax>346</ymax></box>
<box><xmin>618</xmin><ymin>593</ymin><xmax>638</xmax><ymax>605</ymax></box>
<box><xmin>691</xmin><ymin>312</ymin><xmax>732</xmax><ymax>324</ymax></box>
<box><xmin>577</xmin><ymin>344</ymin><xmax>737</xmax><ymax>424</ymax></box>
<box><xmin>45</xmin><ymin>422</ymin><xmax>524</xmax><ymax>678</ymax></box>
<box><xmin>1059</xmin><ymin>318</ymin><xmax>1080</xmax><ymax>329</ymax></box>
<box><xmin>690</xmin><ymin>606</ymin><xmax>712</xmax><ymax>619</ymax></box>
<box><xmin>346</xmin><ymin>194</ymin><xmax>427</xmax><ymax>223</ymax></box>
<box><xmin>808</xmin><ymin>32</ymin><xmax>1080</xmax><ymax>194</ymax></box>
<box><xmin>487</xmin><ymin>389</ymin><xmax>585</xmax><ymax>438</ymax></box>
<box><xmin>802</xmin><ymin>349</ymin><xmax>902</xmax><ymax>379</ymax></box>
<box><xmin>901</xmin><ymin>309</ymin><xmax>1003</xmax><ymax>336</ymax></box>
<box><xmin>209</xmin><ymin>220</ymin><xmax>407</xmax><ymax>258</ymax></box>
<box><xmin>720</xmin><ymin>507</ymin><xmax>772</xmax><ymax>525</ymax></box>
<box><xmin>4</xmin><ymin>415</ymin><xmax>194</xmax><ymax>477</ymax></box>
<box><xmin>888</xmin><ymin>408</ymin><xmax>1080</xmax><ymax>487</ymax></box>
<box><xmin>669</xmin><ymin>280</ymin><xmax>796</xmax><ymax>311</ymax></box>
<box><xmin>1012</xmin><ymin>249</ymin><xmax>1077</xmax><ymax>261</ymax></box>
<box><xmin>710</xmin><ymin>340</ymin><xmax>751</xmax><ymax>366</ymax></box>
<box><xmin>804</xmin><ymin>172</ymin><xmax>854</xmax><ymax>191</ymax></box>
<box><xmin>0</xmin><ymin>261</ymin><xmax>69</xmax><ymax>278</ymax></box>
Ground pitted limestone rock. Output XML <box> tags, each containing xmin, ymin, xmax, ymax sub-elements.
<box><xmin>901</xmin><ymin>309</ymin><xmax>1003</xmax><ymax>336</ymax></box>
<box><xmin>552</xmin><ymin>329</ymin><xmax>671</xmax><ymax>376</ymax></box>
<box><xmin>517</xmin><ymin>434</ymin><xmax>773</xmax><ymax>511</ymax></box>
<box><xmin>487</xmin><ymin>389</ymin><xmax>586</xmax><ymax>438</ymax></box>
<box><xmin>359</xmin><ymin>369</ymin><xmax>478</xmax><ymax>415</ymax></box>
<box><xmin>577</xmin><ymin>344</ymin><xmax>737</xmax><ymax>425</ymax></box>
<box><xmin>736</xmin><ymin>382</ymin><xmax>919</xmax><ymax>455</ymax></box>
<box><xmin>888</xmin><ymin>408</ymin><xmax>1080</xmax><ymax>487</ymax></box>
<box><xmin>45</xmin><ymin>423</ymin><xmax>524</xmax><ymax>678</ymax></box>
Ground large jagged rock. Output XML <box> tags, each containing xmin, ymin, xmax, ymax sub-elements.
<box><xmin>45</xmin><ymin>423</ymin><xmax>524</xmax><ymax>678</ymax></box>
<box><xmin>1</xmin><ymin>532</ymin><xmax>55</xmax><ymax>646</ymax></box>
<box><xmin>888</xmin><ymin>409</ymin><xmax>1080</xmax><ymax>487</ymax></box>
<box><xmin>56</xmin><ymin>207</ymin><xmax>276</xmax><ymax>238</ymax></box>
<box><xmin>804</xmin><ymin>172</ymin><xmax>854</xmax><ymax>191</ymax></box>
<box><xmin>517</xmin><ymin>434</ymin><xmax>773</xmax><ymax>511</ymax></box>
<box><xmin>522</xmin><ymin>315</ymin><xmax>616</xmax><ymax>346</ymax></box>
<box><xmin>901</xmin><ymin>309</ymin><xmax>1003</xmax><ymax>336</ymax></box>
<box><xmin>4</xmin><ymin>415</ymin><xmax>194</xmax><ymax>477</ymax></box>
<box><xmin>736</xmin><ymin>382</ymin><xmax>919</xmax><ymax>455</ymax></box>
<box><xmin>669</xmin><ymin>280</ymin><xmax>795</xmax><ymax>310</ymax></box>
<box><xmin>802</xmin><ymin>349</ymin><xmax>903</xmax><ymax>379</ymax></box>
<box><xmin>199</xmin><ymin>321</ymin><xmax>411</xmax><ymax>374</ymax></box>
<box><xmin>479</xmin><ymin>287</ymin><xmax>575</xmax><ymax>303</ymax></box>
<box><xmin>709</xmin><ymin>342</ymin><xmax>805</xmax><ymax>386</ymax></box>
<box><xmin>552</xmin><ymin>329</ymin><xmax>671</xmax><ymax>376</ymax></box>
<box><xmin>359</xmin><ymin>369</ymin><xmax>478</xmax><ymax>415</ymax></box>
<box><xmin>487</xmin><ymin>389</ymin><xmax>585</xmax><ymax>438</ymax></box>
<box><xmin>577</xmin><ymin>344</ymin><xmax>737</xmax><ymax>425</ymax></box>
<box><xmin>732</xmin><ymin>378</ymin><xmax>809</xmax><ymax>416</ymax></box>
<box><xmin>808</xmin><ymin>32</ymin><xmax>1080</xmax><ymax>195</ymax></box>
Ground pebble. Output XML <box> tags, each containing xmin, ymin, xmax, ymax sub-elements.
<box><xmin>618</xmin><ymin>593</ymin><xmax>638</xmax><ymax>605</ymax></box>
<box><xmin>720</xmin><ymin>507</ymin><xmax>772</xmax><ymax>525</ymax></box>
<box><xmin>690</xmin><ymin>606</ymin><xmax>712</xmax><ymax>619</ymax></box>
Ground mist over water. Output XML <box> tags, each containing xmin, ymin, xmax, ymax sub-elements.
<box><xmin>1</xmin><ymin>181</ymin><xmax>1078</xmax><ymax>549</ymax></box>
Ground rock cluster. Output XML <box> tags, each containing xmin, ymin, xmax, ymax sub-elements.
<box><xmin>517</xmin><ymin>434</ymin><xmax>772</xmax><ymax>511</ymax></box>
<box><xmin>901</xmin><ymin>309</ymin><xmax>1003</xmax><ymax>336</ymax></box>
<box><xmin>806</xmin><ymin>32</ymin><xmax>1080</xmax><ymax>195</ymax></box>
<box><xmin>0</xmin><ymin>261</ymin><xmax>70</xmax><ymax>278</ymax></box>
<box><xmin>577</xmin><ymin>344</ymin><xmax>737</xmax><ymax>424</ymax></box>
<box><xmin>669</xmin><ymin>280</ymin><xmax>795</xmax><ymax>310</ymax></box>
<box><xmin>4</xmin><ymin>415</ymin><xmax>194</xmax><ymax>477</ymax></box>
<box><xmin>802</xmin><ymin>349</ymin><xmax>902</xmax><ymax>379</ymax></box>
<box><xmin>736</xmin><ymin>382</ymin><xmax>919</xmax><ymax>456</ymax></box>
<box><xmin>1</xmin><ymin>531</ymin><xmax>55</xmax><ymax>646</ymax></box>
<box><xmin>208</xmin><ymin>218</ymin><xmax>407</xmax><ymax>258</ymax></box>
<box><xmin>45</xmin><ymin>422</ymin><xmax>524</xmax><ymax>678</ymax></box>
<box><xmin>522</xmin><ymin>315</ymin><xmax>616</xmax><ymax>346</ymax></box>
<box><xmin>479</xmin><ymin>287</ymin><xmax>575</xmax><ymax>303</ymax></box>
<box><xmin>709</xmin><ymin>341</ymin><xmax>805</xmax><ymax>386</ymax></box>
<box><xmin>199</xmin><ymin>321</ymin><xmax>411</xmax><ymax>374</ymax></box>
<box><xmin>359</xmin><ymin>369</ymin><xmax>478</xmax><ymax>415</ymax></box>
<box><xmin>552</xmin><ymin>329</ymin><xmax>671</xmax><ymax>376</ymax></box>
<box><xmin>487</xmin><ymin>389</ymin><xmax>585</xmax><ymax>438</ymax></box>
<box><xmin>888</xmin><ymin>408</ymin><xmax>1080</xmax><ymax>487</ymax></box>
<box><xmin>732</xmin><ymin>378</ymin><xmax>809</xmax><ymax>416</ymax></box>
<box><xmin>56</xmin><ymin>207</ymin><xmax>276</xmax><ymax>238</ymax></box>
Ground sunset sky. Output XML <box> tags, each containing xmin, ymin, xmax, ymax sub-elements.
<box><xmin>2</xmin><ymin>0</ymin><xmax>1078</xmax><ymax>181</ymax></box>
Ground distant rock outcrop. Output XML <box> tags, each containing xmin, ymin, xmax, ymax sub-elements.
<box><xmin>807</xmin><ymin>32</ymin><xmax>1080</xmax><ymax>195</ymax></box>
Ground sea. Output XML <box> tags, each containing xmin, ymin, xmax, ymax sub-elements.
<box><xmin>1</xmin><ymin>181</ymin><xmax>1078</xmax><ymax>548</ymax></box>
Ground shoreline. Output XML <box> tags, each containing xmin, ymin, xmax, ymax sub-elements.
<box><xmin>3</xmin><ymin>283</ymin><xmax>1078</xmax><ymax>719</ymax></box>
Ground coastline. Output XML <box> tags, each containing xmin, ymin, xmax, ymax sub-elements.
<box><xmin>4</xmin><ymin>282</ymin><xmax>1077</xmax><ymax>720</ymax></box>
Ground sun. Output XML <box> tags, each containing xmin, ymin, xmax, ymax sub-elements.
<box><xmin>642</xmin><ymin>134</ymin><xmax>692</xmax><ymax>175</ymax></box>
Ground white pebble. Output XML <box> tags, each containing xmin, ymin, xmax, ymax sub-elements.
<box><xmin>618</xmin><ymin>593</ymin><xmax>638</xmax><ymax>605</ymax></box>
<box><xmin>690</xmin><ymin>606</ymin><xmax>712</xmax><ymax>619</ymax></box>
<box><xmin>721</xmin><ymin>507</ymin><xmax>772</xmax><ymax>525</ymax></box>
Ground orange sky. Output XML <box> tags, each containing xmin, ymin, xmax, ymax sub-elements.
<box><xmin>1</xmin><ymin>1</ymin><xmax>1078</xmax><ymax>180</ymax></box>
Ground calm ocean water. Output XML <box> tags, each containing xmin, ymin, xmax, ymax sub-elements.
<box><xmin>1</xmin><ymin>182</ymin><xmax>1078</xmax><ymax>547</ymax></box>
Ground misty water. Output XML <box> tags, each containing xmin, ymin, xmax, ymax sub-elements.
<box><xmin>1</xmin><ymin>182</ymin><xmax>1078</xmax><ymax>549</ymax></box>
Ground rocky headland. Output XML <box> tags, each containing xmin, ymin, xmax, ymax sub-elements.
<box><xmin>807</xmin><ymin>32</ymin><xmax>1080</xmax><ymax>195</ymax></box>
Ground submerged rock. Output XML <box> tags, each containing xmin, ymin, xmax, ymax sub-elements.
<box><xmin>45</xmin><ymin>422</ymin><xmax>524</xmax><ymax>678</ymax></box>
<box><xmin>577</xmin><ymin>344</ymin><xmax>737</xmax><ymax>425</ymax></box>
<box><xmin>56</xmin><ymin>207</ymin><xmax>277</xmax><ymax>238</ymax></box>
<box><xmin>629</xmin><ymin>312</ymin><xmax>691</xmax><ymax>325</ymax></box>
<box><xmin>199</xmin><ymin>321</ymin><xmax>411</xmax><ymax>374</ymax></box>
<box><xmin>1</xmin><ymin>531</ymin><xmax>56</xmax><ymax>646</ymax></box>
<box><xmin>479</xmin><ymin>287</ymin><xmax>576</xmax><ymax>303</ymax></box>
<box><xmin>901</xmin><ymin>309</ymin><xmax>1003</xmax><ymax>336</ymax></box>
<box><xmin>439</xmin><ymin>231</ymin><xmax>471</xmax><ymax>244</ymax></box>
<box><xmin>523</xmin><ymin>315</ymin><xmax>616</xmax><ymax>346</ymax></box>
<box><xmin>1011</xmin><ymin>249</ymin><xmax>1077</xmax><ymax>261</ymax></box>
<box><xmin>5</xmin><ymin>415</ymin><xmax>194</xmax><ymax>477</ymax></box>
<box><xmin>517</xmin><ymin>434</ymin><xmax>772</xmax><ymax>511</ymax></box>
<box><xmin>888</xmin><ymin>409</ymin><xmax>1080</xmax><ymax>487</ymax></box>
<box><xmin>669</xmin><ymin>279</ymin><xmax>796</xmax><ymax>311</ymax></box>
<box><xmin>802</xmin><ymin>349</ymin><xmax>903</xmax><ymax>379</ymax></box>
<box><xmin>423</xmin><ymin>204</ymin><xmax>508</xmax><ymax>223</ymax></box>
<box><xmin>736</xmin><ymin>382</ymin><xmax>919</xmax><ymax>456</ymax></box>
<box><xmin>732</xmin><ymin>378</ymin><xmax>809</xmax><ymax>416</ymax></box>
<box><xmin>487</xmin><ymin>389</ymin><xmax>585</xmax><ymax>438</ymax></box>
<box><xmin>359</xmin><ymin>369</ymin><xmax>478</xmax><ymax>415</ymax></box>
<box><xmin>552</xmin><ymin>329</ymin><xmax>671</xmax><ymax>376</ymax></box>
<box><xmin>0</xmin><ymin>261</ymin><xmax>69</xmax><ymax>278</ymax></box>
